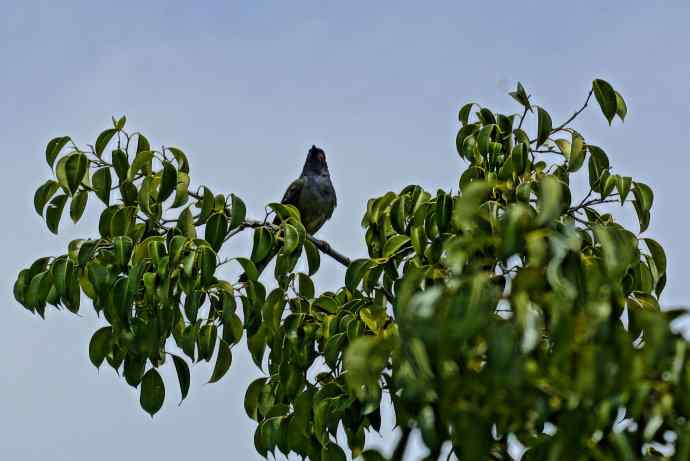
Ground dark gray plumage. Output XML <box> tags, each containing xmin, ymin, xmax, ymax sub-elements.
<box><xmin>241</xmin><ymin>145</ymin><xmax>336</xmax><ymax>281</ymax></box>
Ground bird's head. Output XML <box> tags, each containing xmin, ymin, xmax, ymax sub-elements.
<box><xmin>302</xmin><ymin>145</ymin><xmax>329</xmax><ymax>175</ymax></box>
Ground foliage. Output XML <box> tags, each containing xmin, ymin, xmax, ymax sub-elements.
<box><xmin>13</xmin><ymin>80</ymin><xmax>690</xmax><ymax>460</ymax></box>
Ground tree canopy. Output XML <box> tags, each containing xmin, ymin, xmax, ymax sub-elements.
<box><xmin>13</xmin><ymin>79</ymin><xmax>690</xmax><ymax>460</ymax></box>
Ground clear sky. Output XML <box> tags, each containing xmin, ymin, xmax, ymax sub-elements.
<box><xmin>2</xmin><ymin>1</ymin><xmax>689</xmax><ymax>460</ymax></box>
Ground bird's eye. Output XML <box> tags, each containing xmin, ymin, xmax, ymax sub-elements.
<box><xmin>318</xmin><ymin>152</ymin><xmax>325</xmax><ymax>162</ymax></box>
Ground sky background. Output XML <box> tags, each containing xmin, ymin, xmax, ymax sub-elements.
<box><xmin>2</xmin><ymin>1</ymin><xmax>689</xmax><ymax>460</ymax></box>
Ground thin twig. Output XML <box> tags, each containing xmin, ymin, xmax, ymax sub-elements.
<box><xmin>530</xmin><ymin>89</ymin><xmax>594</xmax><ymax>144</ymax></box>
<box><xmin>226</xmin><ymin>218</ymin><xmax>352</xmax><ymax>267</ymax></box>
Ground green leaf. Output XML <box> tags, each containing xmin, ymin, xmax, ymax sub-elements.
<box><xmin>283</xmin><ymin>223</ymin><xmax>300</xmax><ymax>254</ymax></box>
<box><xmin>251</xmin><ymin>227</ymin><xmax>274</xmax><ymax>262</ymax></box>
<box><xmin>361</xmin><ymin>450</ymin><xmax>387</xmax><ymax>461</ymax></box>
<box><xmin>95</xmin><ymin>128</ymin><xmax>118</xmax><ymax>157</ymax></box>
<box><xmin>113</xmin><ymin>236</ymin><xmax>134</xmax><ymax>268</ymax></box>
<box><xmin>537</xmin><ymin>176</ymin><xmax>563</xmax><ymax>226</ymax></box>
<box><xmin>136</xmin><ymin>133</ymin><xmax>150</xmax><ymax>154</ymax></box>
<box><xmin>536</xmin><ymin>106</ymin><xmax>552</xmax><ymax>146</ymax></box>
<box><xmin>244</xmin><ymin>377</ymin><xmax>267</xmax><ymax>421</ymax></box>
<box><xmin>298</xmin><ymin>273</ymin><xmax>315</xmax><ymax>299</ymax></box>
<box><xmin>568</xmin><ymin>133</ymin><xmax>585</xmax><ymax>172</ymax></box>
<box><xmin>198</xmin><ymin>246</ymin><xmax>217</xmax><ymax>286</ymax></box>
<box><xmin>644</xmin><ymin>238</ymin><xmax>667</xmax><ymax>275</ymax></box>
<box><xmin>236</xmin><ymin>257</ymin><xmax>259</xmax><ymax>282</ymax></box>
<box><xmin>113</xmin><ymin>115</ymin><xmax>126</xmax><ymax>130</ymax></box>
<box><xmin>617</xmin><ymin>176</ymin><xmax>632</xmax><ymax>204</ymax></box>
<box><xmin>64</xmin><ymin>153</ymin><xmax>88</xmax><ymax>194</ymax></box>
<box><xmin>615</xmin><ymin>91</ymin><xmax>627</xmax><ymax>121</ymax></box>
<box><xmin>112</xmin><ymin>149</ymin><xmax>129</xmax><ymax>181</ymax></box>
<box><xmin>46</xmin><ymin>194</ymin><xmax>68</xmax><ymax>234</ymax></box>
<box><xmin>171</xmin><ymin>354</ymin><xmax>191</xmax><ymax>404</ymax></box>
<box><xmin>110</xmin><ymin>207</ymin><xmax>131</xmax><ymax>237</ymax></box>
<box><xmin>34</xmin><ymin>180</ymin><xmax>60</xmax><ymax>216</ymax></box>
<box><xmin>303</xmin><ymin>239</ymin><xmax>321</xmax><ymax>275</ymax></box>
<box><xmin>128</xmin><ymin>150</ymin><xmax>154</xmax><ymax>180</ymax></box>
<box><xmin>229</xmin><ymin>194</ymin><xmax>246</xmax><ymax>230</ymax></box>
<box><xmin>45</xmin><ymin>136</ymin><xmax>71</xmax><ymax>168</ymax></box>
<box><xmin>209</xmin><ymin>341</ymin><xmax>232</xmax><ymax>383</ymax></box>
<box><xmin>383</xmin><ymin>235</ymin><xmax>411</xmax><ymax>258</ymax></box>
<box><xmin>89</xmin><ymin>327</ymin><xmax>112</xmax><ymax>369</ymax></box>
<box><xmin>167</xmin><ymin>147</ymin><xmax>189</xmax><ymax>173</ymax></box>
<box><xmin>123</xmin><ymin>354</ymin><xmax>146</xmax><ymax>387</ymax></box>
<box><xmin>158</xmin><ymin>161</ymin><xmax>177</xmax><ymax>202</ymax></box>
<box><xmin>321</xmin><ymin>443</ymin><xmax>347</xmax><ymax>461</ymax></box>
<box><xmin>592</xmin><ymin>79</ymin><xmax>618</xmax><ymax>124</ymax></box>
<box><xmin>509</xmin><ymin>82</ymin><xmax>532</xmax><ymax>111</ymax></box>
<box><xmin>633</xmin><ymin>181</ymin><xmax>654</xmax><ymax>212</ymax></box>
<box><xmin>92</xmin><ymin>167</ymin><xmax>112</xmax><ymax>205</ymax></box>
<box><xmin>205</xmin><ymin>213</ymin><xmax>228</xmax><ymax>253</ymax></box>
<box><xmin>140</xmin><ymin>368</ymin><xmax>165</xmax><ymax>417</ymax></box>
<box><xmin>345</xmin><ymin>259</ymin><xmax>372</xmax><ymax>292</ymax></box>
<box><xmin>171</xmin><ymin>172</ymin><xmax>190</xmax><ymax>208</ymax></box>
<box><xmin>588</xmin><ymin>145</ymin><xmax>610</xmax><ymax>191</ymax></box>
<box><xmin>69</xmin><ymin>190</ymin><xmax>88</xmax><ymax>223</ymax></box>
<box><xmin>458</xmin><ymin>103</ymin><xmax>477</xmax><ymax>125</ymax></box>
<box><xmin>178</xmin><ymin>206</ymin><xmax>197</xmax><ymax>239</ymax></box>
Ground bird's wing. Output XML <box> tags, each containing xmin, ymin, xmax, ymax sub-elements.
<box><xmin>281</xmin><ymin>177</ymin><xmax>304</xmax><ymax>205</ymax></box>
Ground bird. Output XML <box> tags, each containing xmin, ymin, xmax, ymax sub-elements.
<box><xmin>242</xmin><ymin>145</ymin><xmax>337</xmax><ymax>280</ymax></box>
<box><xmin>280</xmin><ymin>145</ymin><xmax>337</xmax><ymax>235</ymax></box>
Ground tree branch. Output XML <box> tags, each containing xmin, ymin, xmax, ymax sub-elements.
<box><xmin>233</xmin><ymin>219</ymin><xmax>352</xmax><ymax>267</ymax></box>
<box><xmin>530</xmin><ymin>89</ymin><xmax>594</xmax><ymax>143</ymax></box>
<box><xmin>552</xmin><ymin>88</ymin><xmax>594</xmax><ymax>134</ymax></box>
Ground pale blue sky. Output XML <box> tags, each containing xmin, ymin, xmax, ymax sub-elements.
<box><xmin>2</xmin><ymin>1</ymin><xmax>689</xmax><ymax>460</ymax></box>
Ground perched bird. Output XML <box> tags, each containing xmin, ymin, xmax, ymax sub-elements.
<box><xmin>243</xmin><ymin>145</ymin><xmax>336</xmax><ymax>280</ymax></box>
<box><xmin>280</xmin><ymin>145</ymin><xmax>337</xmax><ymax>235</ymax></box>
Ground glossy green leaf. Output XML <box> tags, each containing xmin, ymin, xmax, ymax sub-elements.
<box><xmin>345</xmin><ymin>259</ymin><xmax>372</xmax><ymax>291</ymax></box>
<box><xmin>69</xmin><ymin>190</ymin><xmax>88</xmax><ymax>223</ymax></box>
<box><xmin>251</xmin><ymin>227</ymin><xmax>274</xmax><ymax>262</ymax></box>
<box><xmin>64</xmin><ymin>153</ymin><xmax>88</xmax><ymax>194</ymax></box>
<box><xmin>458</xmin><ymin>102</ymin><xmax>477</xmax><ymax>125</ymax></box>
<box><xmin>383</xmin><ymin>235</ymin><xmax>410</xmax><ymax>258</ymax></box>
<box><xmin>95</xmin><ymin>128</ymin><xmax>117</xmax><ymax>157</ymax></box>
<box><xmin>303</xmin><ymin>238</ymin><xmax>320</xmax><ymax>275</ymax></box>
<box><xmin>128</xmin><ymin>150</ymin><xmax>154</xmax><ymax>180</ymax></box>
<box><xmin>536</xmin><ymin>106</ymin><xmax>552</xmax><ymax>146</ymax></box>
<box><xmin>171</xmin><ymin>354</ymin><xmax>191</xmax><ymax>404</ymax></box>
<box><xmin>167</xmin><ymin>147</ymin><xmax>190</xmax><ymax>173</ymax></box>
<box><xmin>205</xmin><ymin>213</ymin><xmax>228</xmax><ymax>253</ymax></box>
<box><xmin>593</xmin><ymin>79</ymin><xmax>617</xmax><ymax>124</ymax></box>
<box><xmin>140</xmin><ymin>368</ymin><xmax>165</xmax><ymax>417</ymax></box>
<box><xmin>177</xmin><ymin>206</ymin><xmax>197</xmax><ymax>239</ymax></box>
<box><xmin>110</xmin><ymin>207</ymin><xmax>131</xmax><ymax>237</ymax></box>
<box><xmin>34</xmin><ymin>180</ymin><xmax>60</xmax><ymax>216</ymax></box>
<box><xmin>209</xmin><ymin>341</ymin><xmax>232</xmax><ymax>383</ymax></box>
<box><xmin>89</xmin><ymin>327</ymin><xmax>112</xmax><ymax>369</ymax></box>
<box><xmin>244</xmin><ymin>377</ymin><xmax>267</xmax><ymax>421</ymax></box>
<box><xmin>92</xmin><ymin>167</ymin><xmax>112</xmax><ymax>205</ymax></box>
<box><xmin>229</xmin><ymin>194</ymin><xmax>246</xmax><ymax>231</ymax></box>
<box><xmin>46</xmin><ymin>194</ymin><xmax>68</xmax><ymax>234</ymax></box>
<box><xmin>158</xmin><ymin>161</ymin><xmax>177</xmax><ymax>202</ymax></box>
<box><xmin>283</xmin><ymin>223</ymin><xmax>300</xmax><ymax>254</ymax></box>
<box><xmin>45</xmin><ymin>136</ymin><xmax>71</xmax><ymax>168</ymax></box>
<box><xmin>112</xmin><ymin>149</ymin><xmax>129</xmax><ymax>181</ymax></box>
<box><xmin>615</xmin><ymin>90</ymin><xmax>627</xmax><ymax>121</ymax></box>
<box><xmin>568</xmin><ymin>133</ymin><xmax>585</xmax><ymax>172</ymax></box>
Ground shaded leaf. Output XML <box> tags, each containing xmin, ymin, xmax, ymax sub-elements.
<box><xmin>140</xmin><ymin>368</ymin><xmax>165</xmax><ymax>417</ymax></box>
